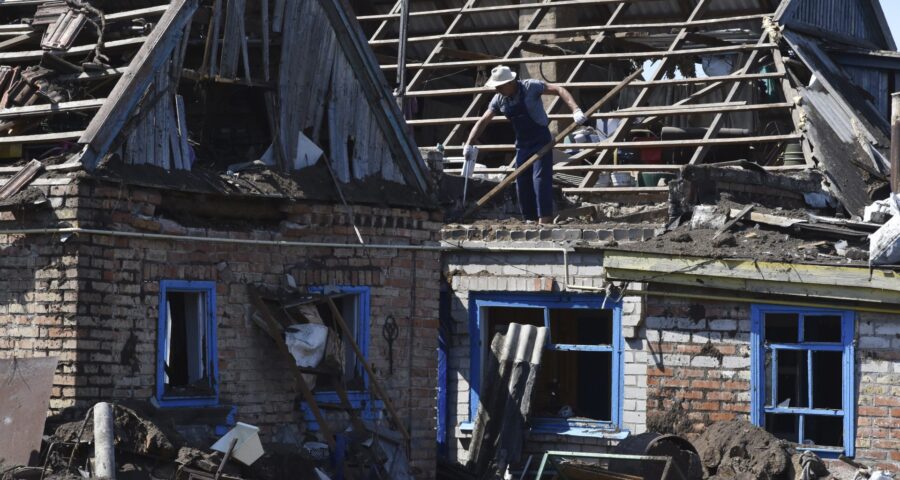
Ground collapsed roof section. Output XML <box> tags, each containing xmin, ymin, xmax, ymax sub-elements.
<box><xmin>354</xmin><ymin>0</ymin><xmax>898</xmax><ymax>216</ymax></box>
<box><xmin>0</xmin><ymin>0</ymin><xmax>434</xmax><ymax>206</ymax></box>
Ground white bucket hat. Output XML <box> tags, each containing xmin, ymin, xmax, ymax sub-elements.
<box><xmin>485</xmin><ymin>65</ymin><xmax>517</xmax><ymax>88</ymax></box>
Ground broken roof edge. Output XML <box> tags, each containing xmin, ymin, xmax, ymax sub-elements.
<box><xmin>316</xmin><ymin>0</ymin><xmax>431</xmax><ymax>196</ymax></box>
<box><xmin>76</xmin><ymin>0</ymin><xmax>198</xmax><ymax>170</ymax></box>
<box><xmin>602</xmin><ymin>249</ymin><xmax>900</xmax><ymax>307</ymax></box>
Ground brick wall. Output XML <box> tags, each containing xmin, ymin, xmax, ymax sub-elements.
<box><xmin>642</xmin><ymin>299</ymin><xmax>753</xmax><ymax>435</ymax></box>
<box><xmin>442</xmin><ymin>243</ymin><xmax>900</xmax><ymax>473</ymax></box>
<box><xmin>856</xmin><ymin>313</ymin><xmax>900</xmax><ymax>469</ymax></box>
<box><xmin>0</xmin><ymin>178</ymin><xmax>441</xmax><ymax>478</ymax></box>
<box><xmin>0</xmin><ymin>181</ymin><xmax>81</xmax><ymax>413</ymax></box>
<box><xmin>443</xmin><ymin>249</ymin><xmax>648</xmax><ymax>464</ymax></box>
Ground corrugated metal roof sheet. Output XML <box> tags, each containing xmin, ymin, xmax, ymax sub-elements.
<box><xmin>784</xmin><ymin>0</ymin><xmax>888</xmax><ymax>48</ymax></box>
<box><xmin>467</xmin><ymin>323</ymin><xmax>546</xmax><ymax>475</ymax></box>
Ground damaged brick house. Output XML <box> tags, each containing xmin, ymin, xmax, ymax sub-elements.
<box><xmin>0</xmin><ymin>0</ymin><xmax>442</xmax><ymax>476</ymax></box>
<box><xmin>354</xmin><ymin>0</ymin><xmax>900</xmax><ymax>475</ymax></box>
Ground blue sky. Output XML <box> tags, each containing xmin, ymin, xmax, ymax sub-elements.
<box><xmin>880</xmin><ymin>0</ymin><xmax>900</xmax><ymax>46</ymax></box>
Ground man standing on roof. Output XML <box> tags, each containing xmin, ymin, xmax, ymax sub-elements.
<box><xmin>463</xmin><ymin>65</ymin><xmax>587</xmax><ymax>224</ymax></box>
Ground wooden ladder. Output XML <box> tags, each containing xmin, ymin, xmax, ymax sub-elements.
<box><xmin>249</xmin><ymin>289</ymin><xmax>409</xmax><ymax>476</ymax></box>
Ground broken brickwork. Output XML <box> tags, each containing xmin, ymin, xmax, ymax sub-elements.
<box><xmin>0</xmin><ymin>177</ymin><xmax>442</xmax><ymax>478</ymax></box>
<box><xmin>642</xmin><ymin>299</ymin><xmax>753</xmax><ymax>434</ymax></box>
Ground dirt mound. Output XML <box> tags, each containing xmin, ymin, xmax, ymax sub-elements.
<box><xmin>53</xmin><ymin>404</ymin><xmax>183</xmax><ymax>460</ymax></box>
<box><xmin>694</xmin><ymin>420</ymin><xmax>793</xmax><ymax>479</ymax></box>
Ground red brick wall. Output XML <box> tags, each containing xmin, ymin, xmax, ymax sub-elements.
<box><xmin>643</xmin><ymin>299</ymin><xmax>753</xmax><ymax>436</ymax></box>
<box><xmin>855</xmin><ymin>313</ymin><xmax>900</xmax><ymax>469</ymax></box>
<box><xmin>0</xmin><ymin>178</ymin><xmax>441</xmax><ymax>478</ymax></box>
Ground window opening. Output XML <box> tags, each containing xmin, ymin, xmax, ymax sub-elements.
<box><xmin>752</xmin><ymin>306</ymin><xmax>854</xmax><ymax>455</ymax></box>
<box><xmin>157</xmin><ymin>281</ymin><xmax>217</xmax><ymax>407</ymax></box>
<box><xmin>480</xmin><ymin>301</ymin><xmax>619</xmax><ymax>428</ymax></box>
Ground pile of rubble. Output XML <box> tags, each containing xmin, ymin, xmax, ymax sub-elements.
<box><xmin>0</xmin><ymin>401</ymin><xmax>346</xmax><ymax>480</ymax></box>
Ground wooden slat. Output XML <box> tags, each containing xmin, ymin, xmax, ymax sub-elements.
<box><xmin>79</xmin><ymin>0</ymin><xmax>198</xmax><ymax>169</ymax></box>
<box><xmin>383</xmin><ymin>42</ymin><xmax>777</xmax><ymax>70</ymax></box>
<box><xmin>323</xmin><ymin>297</ymin><xmax>410</xmax><ymax>442</ymax></box>
<box><xmin>578</xmin><ymin>0</ymin><xmax>711</xmax><ymax>187</ymax></box>
<box><xmin>0</xmin><ymin>36</ymin><xmax>147</xmax><ymax>62</ymax></box>
<box><xmin>406</xmin><ymin>71</ymin><xmax>785</xmax><ymax>97</ymax></box>
<box><xmin>219</xmin><ymin>0</ymin><xmax>246</xmax><ymax>79</ymax></box>
<box><xmin>688</xmin><ymin>31</ymin><xmax>770</xmax><ymax>165</ymax></box>
<box><xmin>441</xmin><ymin>0</ymin><xmax>564</xmax><ymax>146</ymax></box>
<box><xmin>359</xmin><ymin>0</ymin><xmax>643</xmax><ymax>21</ymax></box>
<box><xmin>0</xmin><ymin>98</ymin><xmax>105</xmax><ymax>120</ymax></box>
<box><xmin>106</xmin><ymin>5</ymin><xmax>169</xmax><ymax>22</ymax></box>
<box><xmin>408</xmin><ymin>102</ymin><xmax>792</xmax><ymax>126</ymax></box>
<box><xmin>446</xmin><ymin>134</ymin><xmax>802</xmax><ymax>152</ymax></box>
<box><xmin>465</xmin><ymin>68</ymin><xmax>644</xmax><ymax>217</ymax></box>
<box><xmin>0</xmin><ymin>130</ymin><xmax>84</xmax><ymax>144</ymax></box>
<box><xmin>369</xmin><ymin>13</ymin><xmax>770</xmax><ymax>46</ymax></box>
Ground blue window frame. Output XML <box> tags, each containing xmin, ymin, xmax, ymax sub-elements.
<box><xmin>156</xmin><ymin>280</ymin><xmax>218</xmax><ymax>407</ymax></box>
<box><xmin>466</xmin><ymin>293</ymin><xmax>624</xmax><ymax>437</ymax></box>
<box><xmin>301</xmin><ymin>286</ymin><xmax>382</xmax><ymax>430</ymax></box>
<box><xmin>750</xmin><ymin>305</ymin><xmax>855</xmax><ymax>456</ymax></box>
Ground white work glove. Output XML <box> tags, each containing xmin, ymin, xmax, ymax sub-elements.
<box><xmin>572</xmin><ymin>108</ymin><xmax>588</xmax><ymax>125</ymax></box>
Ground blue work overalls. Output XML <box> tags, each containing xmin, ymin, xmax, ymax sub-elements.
<box><xmin>505</xmin><ymin>84</ymin><xmax>554</xmax><ymax>221</ymax></box>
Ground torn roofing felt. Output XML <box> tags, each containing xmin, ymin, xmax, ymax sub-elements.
<box><xmin>354</xmin><ymin>0</ymin><xmax>899</xmax><ymax>217</ymax></box>
<box><xmin>0</xmin><ymin>0</ymin><xmax>433</xmax><ymax>201</ymax></box>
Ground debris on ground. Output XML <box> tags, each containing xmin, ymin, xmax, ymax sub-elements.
<box><xmin>693</xmin><ymin>419</ymin><xmax>831</xmax><ymax>480</ymax></box>
<box><xmin>0</xmin><ymin>399</ymin><xmax>394</xmax><ymax>480</ymax></box>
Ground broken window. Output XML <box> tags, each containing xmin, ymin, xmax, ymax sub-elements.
<box><xmin>310</xmin><ymin>286</ymin><xmax>369</xmax><ymax>392</ymax></box>
<box><xmin>470</xmin><ymin>294</ymin><xmax>623</xmax><ymax>435</ymax></box>
<box><xmin>299</xmin><ymin>286</ymin><xmax>383</xmax><ymax>428</ymax></box>
<box><xmin>752</xmin><ymin>306</ymin><xmax>855</xmax><ymax>455</ymax></box>
<box><xmin>157</xmin><ymin>281</ymin><xmax>218</xmax><ymax>407</ymax></box>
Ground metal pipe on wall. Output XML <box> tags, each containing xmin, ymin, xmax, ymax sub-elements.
<box><xmin>891</xmin><ymin>92</ymin><xmax>900</xmax><ymax>193</ymax></box>
<box><xmin>394</xmin><ymin>0</ymin><xmax>410</xmax><ymax>110</ymax></box>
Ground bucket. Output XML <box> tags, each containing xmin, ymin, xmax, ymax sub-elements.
<box><xmin>782</xmin><ymin>141</ymin><xmax>804</xmax><ymax>166</ymax></box>
<box><xmin>611</xmin><ymin>172</ymin><xmax>634</xmax><ymax>187</ymax></box>
<box><xmin>639</xmin><ymin>172</ymin><xmax>676</xmax><ymax>187</ymax></box>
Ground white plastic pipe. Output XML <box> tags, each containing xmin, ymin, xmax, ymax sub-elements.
<box><xmin>93</xmin><ymin>402</ymin><xmax>116</xmax><ymax>479</ymax></box>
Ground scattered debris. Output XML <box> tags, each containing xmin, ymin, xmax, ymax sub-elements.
<box><xmin>694</xmin><ymin>419</ymin><xmax>809</xmax><ymax>480</ymax></box>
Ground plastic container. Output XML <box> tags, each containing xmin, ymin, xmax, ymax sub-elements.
<box><xmin>211</xmin><ymin>422</ymin><xmax>265</xmax><ymax>466</ymax></box>
<box><xmin>782</xmin><ymin>141</ymin><xmax>804</xmax><ymax>166</ymax></box>
<box><xmin>639</xmin><ymin>172</ymin><xmax>676</xmax><ymax>187</ymax></box>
